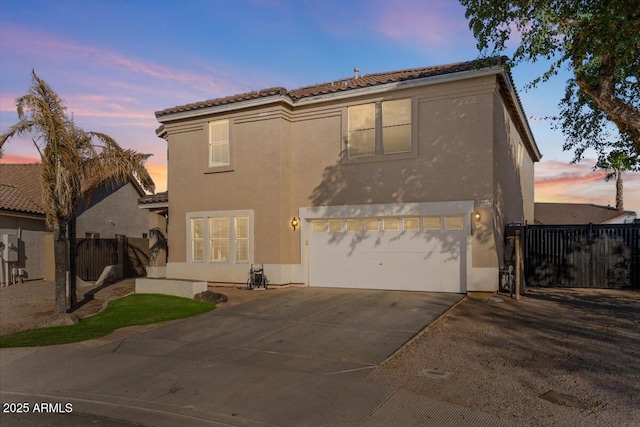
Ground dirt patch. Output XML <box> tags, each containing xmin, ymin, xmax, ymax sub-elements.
<box><xmin>0</xmin><ymin>279</ymin><xmax>135</xmax><ymax>336</ymax></box>
<box><xmin>367</xmin><ymin>287</ymin><xmax>640</xmax><ymax>427</ymax></box>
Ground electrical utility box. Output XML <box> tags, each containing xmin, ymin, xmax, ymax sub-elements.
<box><xmin>2</xmin><ymin>234</ymin><xmax>19</xmax><ymax>262</ymax></box>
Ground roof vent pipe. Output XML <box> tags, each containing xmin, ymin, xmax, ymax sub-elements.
<box><xmin>354</xmin><ymin>67</ymin><xmax>360</xmax><ymax>78</ymax></box>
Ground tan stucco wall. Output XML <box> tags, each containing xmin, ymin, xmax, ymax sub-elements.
<box><xmin>0</xmin><ymin>214</ymin><xmax>50</xmax><ymax>281</ymax></box>
<box><xmin>162</xmin><ymin>74</ymin><xmax>537</xmax><ymax>289</ymax></box>
<box><xmin>76</xmin><ymin>182</ymin><xmax>148</xmax><ymax>239</ymax></box>
<box><xmin>492</xmin><ymin>92</ymin><xmax>536</xmax><ymax>267</ymax></box>
<box><xmin>289</xmin><ymin>77</ymin><xmax>499</xmax><ymax>268</ymax></box>
<box><xmin>167</xmin><ymin>106</ymin><xmax>292</xmax><ymax>266</ymax></box>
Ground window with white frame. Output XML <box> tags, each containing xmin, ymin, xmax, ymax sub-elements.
<box><xmin>328</xmin><ymin>219</ymin><xmax>343</xmax><ymax>232</ymax></box>
<box><xmin>382</xmin><ymin>99</ymin><xmax>411</xmax><ymax>154</ymax></box>
<box><xmin>347</xmin><ymin>99</ymin><xmax>412</xmax><ymax>159</ymax></box>
<box><xmin>210</xmin><ymin>217</ymin><xmax>229</xmax><ymax>262</ymax></box>
<box><xmin>403</xmin><ymin>217</ymin><xmax>419</xmax><ymax>230</ymax></box>
<box><xmin>364</xmin><ymin>218</ymin><xmax>379</xmax><ymax>231</ymax></box>
<box><xmin>348</xmin><ymin>103</ymin><xmax>375</xmax><ymax>157</ymax></box>
<box><xmin>423</xmin><ymin>216</ymin><xmax>441</xmax><ymax>230</ymax></box>
<box><xmin>346</xmin><ymin>219</ymin><xmax>361</xmax><ymax>232</ymax></box>
<box><xmin>445</xmin><ymin>216</ymin><xmax>464</xmax><ymax>230</ymax></box>
<box><xmin>191</xmin><ymin>218</ymin><xmax>204</xmax><ymax>262</ymax></box>
<box><xmin>209</xmin><ymin>119</ymin><xmax>230</xmax><ymax>167</ymax></box>
<box><xmin>188</xmin><ymin>211</ymin><xmax>252</xmax><ymax>264</ymax></box>
<box><xmin>235</xmin><ymin>216</ymin><xmax>250</xmax><ymax>262</ymax></box>
<box><xmin>383</xmin><ymin>218</ymin><xmax>400</xmax><ymax>231</ymax></box>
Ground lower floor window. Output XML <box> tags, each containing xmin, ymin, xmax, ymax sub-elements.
<box><xmin>210</xmin><ymin>217</ymin><xmax>229</xmax><ymax>262</ymax></box>
<box><xmin>188</xmin><ymin>211</ymin><xmax>252</xmax><ymax>264</ymax></box>
<box><xmin>235</xmin><ymin>216</ymin><xmax>250</xmax><ymax>262</ymax></box>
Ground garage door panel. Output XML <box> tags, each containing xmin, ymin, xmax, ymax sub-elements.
<box><xmin>425</xmin><ymin>252</ymin><xmax>461</xmax><ymax>292</ymax></box>
<box><xmin>346</xmin><ymin>252</ymin><xmax>382</xmax><ymax>289</ymax></box>
<box><xmin>382</xmin><ymin>253</ymin><xmax>424</xmax><ymax>291</ymax></box>
<box><xmin>308</xmin><ymin>217</ymin><xmax>467</xmax><ymax>293</ymax></box>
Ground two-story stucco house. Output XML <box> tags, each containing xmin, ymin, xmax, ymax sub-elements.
<box><xmin>0</xmin><ymin>163</ymin><xmax>149</xmax><ymax>283</ymax></box>
<box><xmin>155</xmin><ymin>57</ymin><xmax>541</xmax><ymax>295</ymax></box>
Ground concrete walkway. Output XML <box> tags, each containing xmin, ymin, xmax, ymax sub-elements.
<box><xmin>0</xmin><ymin>288</ymin><xmax>516</xmax><ymax>426</ymax></box>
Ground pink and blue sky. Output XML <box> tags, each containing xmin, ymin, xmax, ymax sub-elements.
<box><xmin>1</xmin><ymin>0</ymin><xmax>638</xmax><ymax>213</ymax></box>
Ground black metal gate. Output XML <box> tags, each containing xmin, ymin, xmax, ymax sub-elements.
<box><xmin>76</xmin><ymin>238</ymin><xmax>118</xmax><ymax>281</ymax></box>
<box><xmin>525</xmin><ymin>224</ymin><xmax>640</xmax><ymax>288</ymax></box>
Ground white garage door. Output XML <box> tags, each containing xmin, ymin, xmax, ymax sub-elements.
<box><xmin>308</xmin><ymin>215</ymin><xmax>467</xmax><ymax>292</ymax></box>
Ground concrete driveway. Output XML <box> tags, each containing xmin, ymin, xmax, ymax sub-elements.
<box><xmin>0</xmin><ymin>288</ymin><xmax>477</xmax><ymax>426</ymax></box>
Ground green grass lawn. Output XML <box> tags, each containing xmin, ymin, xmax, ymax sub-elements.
<box><xmin>0</xmin><ymin>294</ymin><xmax>216</xmax><ymax>348</ymax></box>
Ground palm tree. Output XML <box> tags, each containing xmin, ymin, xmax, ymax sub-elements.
<box><xmin>0</xmin><ymin>71</ymin><xmax>154</xmax><ymax>313</ymax></box>
<box><xmin>596</xmin><ymin>150</ymin><xmax>638</xmax><ymax>211</ymax></box>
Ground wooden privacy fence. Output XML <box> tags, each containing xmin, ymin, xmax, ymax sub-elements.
<box><xmin>76</xmin><ymin>238</ymin><xmax>118</xmax><ymax>281</ymax></box>
<box><xmin>75</xmin><ymin>236</ymin><xmax>149</xmax><ymax>281</ymax></box>
<box><xmin>524</xmin><ymin>224</ymin><xmax>640</xmax><ymax>289</ymax></box>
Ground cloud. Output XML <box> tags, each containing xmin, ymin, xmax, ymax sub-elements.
<box><xmin>535</xmin><ymin>161</ymin><xmax>607</xmax><ymax>187</ymax></box>
<box><xmin>535</xmin><ymin>160</ymin><xmax>640</xmax><ymax>211</ymax></box>
<box><xmin>374</xmin><ymin>0</ymin><xmax>474</xmax><ymax>48</ymax></box>
<box><xmin>0</xmin><ymin>154</ymin><xmax>40</xmax><ymax>164</ymax></box>
<box><xmin>0</xmin><ymin>23</ymin><xmax>255</xmax><ymax>119</ymax></box>
<box><xmin>1</xmin><ymin>24</ymin><xmax>222</xmax><ymax>92</ymax></box>
<box><xmin>307</xmin><ymin>0</ymin><xmax>475</xmax><ymax>55</ymax></box>
<box><xmin>0</xmin><ymin>94</ymin><xmax>19</xmax><ymax>112</ymax></box>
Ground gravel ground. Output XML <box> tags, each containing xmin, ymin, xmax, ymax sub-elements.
<box><xmin>367</xmin><ymin>287</ymin><xmax>640</xmax><ymax>427</ymax></box>
<box><xmin>0</xmin><ymin>279</ymin><xmax>136</xmax><ymax>336</ymax></box>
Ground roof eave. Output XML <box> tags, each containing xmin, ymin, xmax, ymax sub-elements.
<box><xmin>0</xmin><ymin>209</ymin><xmax>46</xmax><ymax>220</ymax></box>
<box><xmin>498</xmin><ymin>71</ymin><xmax>543</xmax><ymax>162</ymax></box>
<box><xmin>294</xmin><ymin>66</ymin><xmax>503</xmax><ymax>105</ymax></box>
<box><xmin>157</xmin><ymin>94</ymin><xmax>294</xmax><ymax>123</ymax></box>
<box><xmin>157</xmin><ymin>66</ymin><xmax>506</xmax><ymax>123</ymax></box>
<box><xmin>138</xmin><ymin>201</ymin><xmax>169</xmax><ymax>210</ymax></box>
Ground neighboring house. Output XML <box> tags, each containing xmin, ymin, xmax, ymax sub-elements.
<box><xmin>0</xmin><ymin>163</ymin><xmax>149</xmax><ymax>282</ymax></box>
<box><xmin>535</xmin><ymin>202</ymin><xmax>637</xmax><ymax>225</ymax></box>
<box><xmin>0</xmin><ymin>164</ymin><xmax>49</xmax><ymax>282</ymax></box>
<box><xmin>75</xmin><ymin>175</ymin><xmax>149</xmax><ymax>239</ymax></box>
<box><xmin>155</xmin><ymin>57</ymin><xmax>542</xmax><ymax>294</ymax></box>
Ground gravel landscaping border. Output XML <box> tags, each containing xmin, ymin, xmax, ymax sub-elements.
<box><xmin>367</xmin><ymin>287</ymin><xmax>640</xmax><ymax>427</ymax></box>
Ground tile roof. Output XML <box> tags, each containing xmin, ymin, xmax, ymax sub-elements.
<box><xmin>534</xmin><ymin>203</ymin><xmax>637</xmax><ymax>225</ymax></box>
<box><xmin>0</xmin><ymin>163</ymin><xmax>150</xmax><ymax>216</ymax></box>
<box><xmin>138</xmin><ymin>191</ymin><xmax>168</xmax><ymax>205</ymax></box>
<box><xmin>0</xmin><ymin>163</ymin><xmax>45</xmax><ymax>215</ymax></box>
<box><xmin>156</xmin><ymin>56</ymin><xmax>508</xmax><ymax>118</ymax></box>
<box><xmin>0</xmin><ymin>184</ymin><xmax>45</xmax><ymax>215</ymax></box>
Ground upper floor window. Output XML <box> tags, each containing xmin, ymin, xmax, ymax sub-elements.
<box><xmin>347</xmin><ymin>99</ymin><xmax>412</xmax><ymax>160</ymax></box>
<box><xmin>382</xmin><ymin>99</ymin><xmax>411</xmax><ymax>154</ymax></box>
<box><xmin>348</xmin><ymin>103</ymin><xmax>375</xmax><ymax>157</ymax></box>
<box><xmin>209</xmin><ymin>119</ymin><xmax>230</xmax><ymax>167</ymax></box>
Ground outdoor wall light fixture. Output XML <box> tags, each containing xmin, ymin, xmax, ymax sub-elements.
<box><xmin>291</xmin><ymin>217</ymin><xmax>300</xmax><ymax>231</ymax></box>
<box><xmin>474</xmin><ymin>212</ymin><xmax>481</xmax><ymax>222</ymax></box>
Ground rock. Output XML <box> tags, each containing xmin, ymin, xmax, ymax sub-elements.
<box><xmin>40</xmin><ymin>313</ymin><xmax>80</xmax><ymax>328</ymax></box>
<box><xmin>194</xmin><ymin>291</ymin><xmax>229</xmax><ymax>304</ymax></box>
